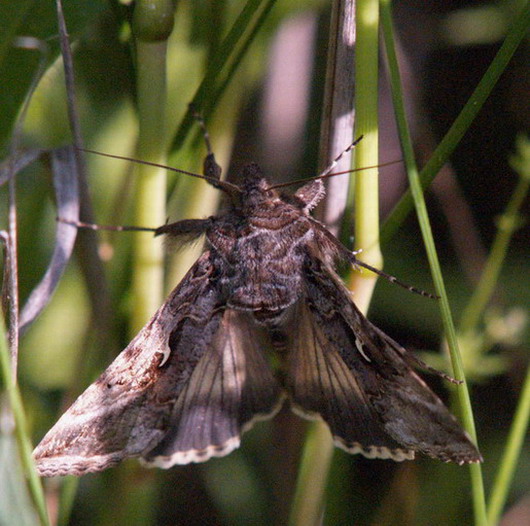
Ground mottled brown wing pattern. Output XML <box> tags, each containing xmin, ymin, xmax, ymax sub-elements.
<box><xmin>142</xmin><ymin>310</ymin><xmax>283</xmax><ymax>467</ymax></box>
<box><xmin>288</xmin><ymin>256</ymin><xmax>481</xmax><ymax>464</ymax></box>
<box><xmin>34</xmin><ymin>253</ymin><xmax>284</xmax><ymax>476</ymax></box>
<box><xmin>286</xmin><ymin>300</ymin><xmax>414</xmax><ymax>461</ymax></box>
<box><xmin>34</xmin><ymin>252</ymin><xmax>218</xmax><ymax>476</ymax></box>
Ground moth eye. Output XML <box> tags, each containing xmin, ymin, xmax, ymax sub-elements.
<box><xmin>106</xmin><ymin>383</ymin><xmax>113</xmax><ymax>389</ymax></box>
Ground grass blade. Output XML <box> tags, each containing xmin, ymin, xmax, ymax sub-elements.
<box><xmin>380</xmin><ymin>2</ymin><xmax>487</xmax><ymax>524</ymax></box>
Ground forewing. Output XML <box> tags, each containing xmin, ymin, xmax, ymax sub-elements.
<box><xmin>143</xmin><ymin>310</ymin><xmax>283</xmax><ymax>467</ymax></box>
<box><xmin>34</xmin><ymin>252</ymin><xmax>219</xmax><ymax>476</ymax></box>
<box><xmin>288</xmin><ymin>258</ymin><xmax>481</xmax><ymax>464</ymax></box>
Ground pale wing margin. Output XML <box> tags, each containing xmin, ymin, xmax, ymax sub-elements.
<box><xmin>34</xmin><ymin>252</ymin><xmax>217</xmax><ymax>477</ymax></box>
<box><xmin>142</xmin><ymin>310</ymin><xmax>284</xmax><ymax>467</ymax></box>
<box><xmin>297</xmin><ymin>257</ymin><xmax>481</xmax><ymax>464</ymax></box>
<box><xmin>286</xmin><ymin>300</ymin><xmax>414</xmax><ymax>461</ymax></box>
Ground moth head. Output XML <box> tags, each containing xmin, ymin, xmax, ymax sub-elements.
<box><xmin>240</xmin><ymin>163</ymin><xmax>267</xmax><ymax>190</ymax></box>
<box><xmin>239</xmin><ymin>163</ymin><xmax>278</xmax><ymax>202</ymax></box>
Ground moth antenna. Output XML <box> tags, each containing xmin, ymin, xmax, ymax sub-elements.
<box><xmin>269</xmin><ymin>134</ymin><xmax>401</xmax><ymax>191</ymax></box>
<box><xmin>319</xmin><ymin>135</ymin><xmax>364</xmax><ymax>178</ymax></box>
<box><xmin>351</xmin><ymin>257</ymin><xmax>440</xmax><ymax>300</ymax></box>
<box><xmin>58</xmin><ymin>217</ymin><xmax>158</xmax><ymax>233</ymax></box>
<box><xmin>268</xmin><ymin>136</ymin><xmax>363</xmax><ymax>190</ymax></box>
<box><xmin>270</xmin><ymin>159</ymin><xmax>402</xmax><ymax>190</ymax></box>
<box><xmin>79</xmin><ymin>148</ymin><xmax>240</xmax><ymax>195</ymax></box>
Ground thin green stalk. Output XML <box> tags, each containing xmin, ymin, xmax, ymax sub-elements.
<box><xmin>381</xmin><ymin>2</ymin><xmax>530</xmax><ymax>244</ymax></box>
<box><xmin>117</xmin><ymin>5</ymin><xmax>176</xmax><ymax>521</ymax></box>
<box><xmin>380</xmin><ymin>3</ymin><xmax>487</xmax><ymax>525</ymax></box>
<box><xmin>130</xmin><ymin>0</ymin><xmax>174</xmax><ymax>332</ymax></box>
<box><xmin>206</xmin><ymin>0</ymin><xmax>277</xmax><ymax>119</ymax></box>
<box><xmin>460</xmin><ymin>135</ymin><xmax>530</xmax><ymax>333</ymax></box>
<box><xmin>171</xmin><ymin>0</ymin><xmax>277</xmax><ymax>151</ymax></box>
<box><xmin>57</xmin><ymin>476</ymin><xmax>79</xmax><ymax>526</ymax></box>
<box><xmin>289</xmin><ymin>422</ymin><xmax>335</xmax><ymax>526</ymax></box>
<box><xmin>487</xmin><ymin>362</ymin><xmax>530</xmax><ymax>525</ymax></box>
<box><xmin>0</xmin><ymin>318</ymin><xmax>50</xmax><ymax>526</ymax></box>
<box><xmin>349</xmin><ymin>0</ymin><xmax>382</xmax><ymax>313</ymax></box>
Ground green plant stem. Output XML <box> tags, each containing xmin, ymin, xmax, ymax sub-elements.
<box><xmin>380</xmin><ymin>2</ymin><xmax>530</xmax><ymax>244</ymax></box>
<box><xmin>289</xmin><ymin>422</ymin><xmax>334</xmax><ymax>526</ymax></box>
<box><xmin>380</xmin><ymin>3</ymin><xmax>487</xmax><ymax>525</ymax></box>
<box><xmin>57</xmin><ymin>476</ymin><xmax>79</xmax><ymax>526</ymax></box>
<box><xmin>131</xmin><ymin>0</ymin><xmax>174</xmax><ymax>332</ymax></box>
<box><xmin>468</xmin><ymin>135</ymin><xmax>530</xmax><ymax>525</ymax></box>
<box><xmin>0</xmin><ymin>318</ymin><xmax>50</xmax><ymax>526</ymax></box>
<box><xmin>171</xmin><ymin>0</ymin><xmax>277</xmax><ymax>151</ymax></box>
<box><xmin>487</xmin><ymin>362</ymin><xmax>530</xmax><ymax>525</ymax></box>
<box><xmin>484</xmin><ymin>137</ymin><xmax>530</xmax><ymax>524</ymax></box>
<box><xmin>349</xmin><ymin>0</ymin><xmax>382</xmax><ymax>313</ymax></box>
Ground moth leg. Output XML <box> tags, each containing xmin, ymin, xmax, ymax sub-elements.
<box><xmin>404</xmin><ymin>351</ymin><xmax>462</xmax><ymax>385</ymax></box>
<box><xmin>155</xmin><ymin>218</ymin><xmax>213</xmax><ymax>243</ymax></box>
<box><xmin>310</xmin><ymin>218</ymin><xmax>438</xmax><ymax>299</ymax></box>
<box><xmin>293</xmin><ymin>138</ymin><xmax>363</xmax><ymax>211</ymax></box>
<box><xmin>189</xmin><ymin>105</ymin><xmax>222</xmax><ymax>183</ymax></box>
<box><xmin>293</xmin><ymin>180</ymin><xmax>326</xmax><ymax>211</ymax></box>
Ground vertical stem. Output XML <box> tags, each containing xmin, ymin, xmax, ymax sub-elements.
<box><xmin>7</xmin><ymin>167</ymin><xmax>19</xmax><ymax>376</ymax></box>
<box><xmin>104</xmin><ymin>4</ymin><xmax>176</xmax><ymax>523</ymax></box>
<box><xmin>487</xmin><ymin>362</ymin><xmax>530</xmax><ymax>525</ymax></box>
<box><xmin>318</xmin><ymin>0</ymin><xmax>356</xmax><ymax>235</ymax></box>
<box><xmin>289</xmin><ymin>423</ymin><xmax>335</xmax><ymax>526</ymax></box>
<box><xmin>480</xmin><ymin>136</ymin><xmax>529</xmax><ymax>525</ymax></box>
<box><xmin>131</xmin><ymin>0</ymin><xmax>175</xmax><ymax>332</ymax></box>
<box><xmin>380</xmin><ymin>3</ymin><xmax>487</xmax><ymax>524</ymax></box>
<box><xmin>348</xmin><ymin>0</ymin><xmax>381</xmax><ymax>314</ymax></box>
<box><xmin>0</xmin><ymin>317</ymin><xmax>50</xmax><ymax>526</ymax></box>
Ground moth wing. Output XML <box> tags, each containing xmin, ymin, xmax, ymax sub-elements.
<box><xmin>142</xmin><ymin>309</ymin><xmax>283</xmax><ymax>467</ymax></box>
<box><xmin>287</xmin><ymin>259</ymin><xmax>481</xmax><ymax>464</ymax></box>
<box><xmin>34</xmin><ymin>253</ymin><xmax>218</xmax><ymax>476</ymax></box>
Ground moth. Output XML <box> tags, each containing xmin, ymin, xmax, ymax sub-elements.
<box><xmin>33</xmin><ymin>130</ymin><xmax>482</xmax><ymax>477</ymax></box>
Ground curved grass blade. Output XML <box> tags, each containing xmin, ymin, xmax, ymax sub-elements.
<box><xmin>19</xmin><ymin>146</ymin><xmax>79</xmax><ymax>332</ymax></box>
